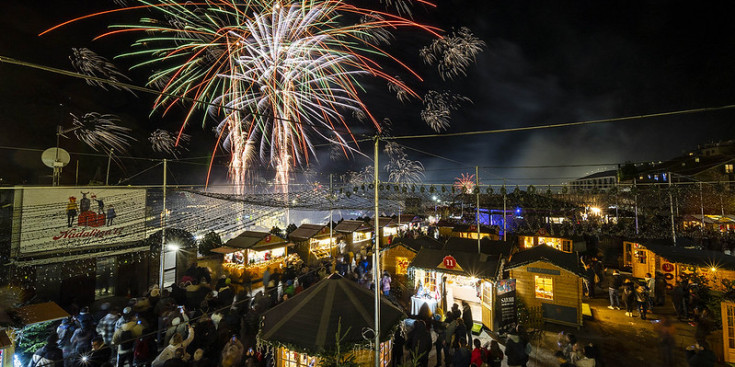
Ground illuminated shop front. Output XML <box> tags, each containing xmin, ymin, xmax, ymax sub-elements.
<box><xmin>212</xmin><ymin>231</ymin><xmax>294</xmax><ymax>284</ymax></box>
<box><xmin>505</xmin><ymin>245</ymin><xmax>584</xmax><ymax>327</ymax></box>
<box><xmin>408</xmin><ymin>248</ymin><xmax>501</xmax><ymax>330</ymax></box>
<box><xmin>288</xmin><ymin>224</ymin><xmax>338</xmax><ymax>265</ymax></box>
<box><xmin>450</xmin><ymin>224</ymin><xmax>499</xmax><ymax>240</ymax></box>
<box><xmin>518</xmin><ymin>233</ymin><xmax>586</xmax><ymax>253</ymax></box>
<box><xmin>624</xmin><ymin>239</ymin><xmax>735</xmax><ymax>291</ymax></box>
<box><xmin>334</xmin><ymin>220</ymin><xmax>373</xmax><ymax>251</ymax></box>
<box><xmin>260</xmin><ymin>275</ymin><xmax>403</xmax><ymax>367</ymax></box>
<box><xmin>380</xmin><ymin>236</ymin><xmax>442</xmax><ymax>283</ymax></box>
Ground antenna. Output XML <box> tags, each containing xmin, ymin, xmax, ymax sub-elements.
<box><xmin>42</xmin><ymin>147</ymin><xmax>70</xmax><ymax>186</ymax></box>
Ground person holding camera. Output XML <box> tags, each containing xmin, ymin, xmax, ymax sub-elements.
<box><xmin>685</xmin><ymin>341</ymin><xmax>715</xmax><ymax>367</ymax></box>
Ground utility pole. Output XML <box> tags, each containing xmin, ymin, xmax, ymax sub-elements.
<box><xmin>634</xmin><ymin>178</ymin><xmax>639</xmax><ymax>235</ymax></box>
<box><xmin>372</xmin><ymin>136</ymin><xmax>381</xmax><ymax>367</ymax></box>
<box><xmin>503</xmin><ymin>179</ymin><xmax>507</xmax><ymax>242</ymax></box>
<box><xmin>476</xmin><ymin>166</ymin><xmax>481</xmax><ymax>254</ymax></box>
<box><xmin>668</xmin><ymin>172</ymin><xmax>677</xmax><ymax>246</ymax></box>
<box><xmin>330</xmin><ymin>173</ymin><xmax>334</xmax><ymax>261</ymax></box>
<box><xmin>159</xmin><ymin>159</ymin><xmax>168</xmax><ymax>288</ymax></box>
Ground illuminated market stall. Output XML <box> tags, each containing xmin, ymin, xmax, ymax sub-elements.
<box><xmin>212</xmin><ymin>231</ymin><xmax>295</xmax><ymax>285</ymax></box>
<box><xmin>380</xmin><ymin>236</ymin><xmax>443</xmax><ymax>283</ymax></box>
<box><xmin>504</xmin><ymin>245</ymin><xmax>584</xmax><ymax>327</ymax></box>
<box><xmin>450</xmin><ymin>224</ymin><xmax>499</xmax><ymax>240</ymax></box>
<box><xmin>259</xmin><ymin>274</ymin><xmax>404</xmax><ymax>367</ymax></box>
<box><xmin>624</xmin><ymin>238</ymin><xmax>735</xmax><ymax>290</ymax></box>
<box><xmin>408</xmin><ymin>248</ymin><xmax>502</xmax><ymax>330</ymax></box>
<box><xmin>369</xmin><ymin>217</ymin><xmax>394</xmax><ymax>245</ymax></box>
<box><xmin>334</xmin><ymin>220</ymin><xmax>373</xmax><ymax>252</ymax></box>
<box><xmin>288</xmin><ymin>223</ymin><xmax>338</xmax><ymax>265</ymax></box>
<box><xmin>518</xmin><ymin>233</ymin><xmax>586</xmax><ymax>253</ymax></box>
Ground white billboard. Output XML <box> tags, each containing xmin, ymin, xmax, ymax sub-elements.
<box><xmin>17</xmin><ymin>187</ymin><xmax>147</xmax><ymax>254</ymax></box>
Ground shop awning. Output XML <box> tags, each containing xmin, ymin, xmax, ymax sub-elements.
<box><xmin>14</xmin><ymin>302</ymin><xmax>69</xmax><ymax>326</ymax></box>
<box><xmin>211</xmin><ymin>246</ymin><xmax>240</xmax><ymax>254</ymax></box>
<box><xmin>226</xmin><ymin>231</ymin><xmax>291</xmax><ymax>250</ymax></box>
<box><xmin>334</xmin><ymin>220</ymin><xmax>371</xmax><ymax>233</ymax></box>
<box><xmin>410</xmin><ymin>248</ymin><xmax>501</xmax><ymax>279</ymax></box>
<box><xmin>288</xmin><ymin>224</ymin><xmax>328</xmax><ymax>242</ymax></box>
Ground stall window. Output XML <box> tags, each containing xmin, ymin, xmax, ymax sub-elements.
<box><xmin>534</xmin><ymin>276</ymin><xmax>553</xmax><ymax>300</ymax></box>
<box><xmin>636</xmin><ymin>250</ymin><xmax>647</xmax><ymax>264</ymax></box>
<box><xmin>562</xmin><ymin>240</ymin><xmax>572</xmax><ymax>253</ymax></box>
<box><xmin>522</xmin><ymin>236</ymin><xmax>535</xmax><ymax>249</ymax></box>
<box><xmin>482</xmin><ymin>281</ymin><xmax>493</xmax><ymax>310</ymax></box>
<box><xmin>395</xmin><ymin>257</ymin><xmax>409</xmax><ymax>275</ymax></box>
<box><xmin>280</xmin><ymin>349</ymin><xmax>316</xmax><ymax>367</ymax></box>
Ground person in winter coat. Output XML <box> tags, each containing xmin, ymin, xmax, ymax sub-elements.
<box><xmin>461</xmin><ymin>302</ymin><xmax>474</xmax><ymax>347</ymax></box>
<box><xmin>470</xmin><ymin>339</ymin><xmax>486</xmax><ymax>367</ymax></box>
<box><xmin>635</xmin><ymin>284</ymin><xmax>649</xmax><ymax>320</ymax></box>
<box><xmin>432</xmin><ymin>315</ymin><xmax>447</xmax><ymax>367</ymax></box>
<box><xmin>453</xmin><ymin>319</ymin><xmax>467</xmax><ymax>350</ymax></box>
<box><xmin>607</xmin><ymin>270</ymin><xmax>622</xmax><ymax>310</ymax></box>
<box><xmin>28</xmin><ymin>334</ymin><xmax>64</xmax><ymax>367</ymax></box>
<box><xmin>152</xmin><ymin>326</ymin><xmax>195</xmax><ymax>367</ymax></box>
<box><xmin>644</xmin><ymin>273</ymin><xmax>656</xmax><ymax>310</ymax></box>
<box><xmin>391</xmin><ymin>327</ymin><xmax>405</xmax><ymax>367</ymax></box>
<box><xmin>96</xmin><ymin>308</ymin><xmax>120</xmax><ymax>347</ymax></box>
<box><xmin>221</xmin><ymin>336</ymin><xmax>245</xmax><ymax>367</ymax></box>
<box><xmin>443</xmin><ymin>314</ymin><xmax>458</xmax><ymax>365</ymax></box>
<box><xmin>406</xmin><ymin>320</ymin><xmax>432</xmax><ymax>367</ymax></box>
<box><xmin>487</xmin><ymin>340</ymin><xmax>504</xmax><ymax>367</ymax></box>
<box><xmin>381</xmin><ymin>271</ymin><xmax>392</xmax><ymax>296</ymax></box>
<box><xmin>686</xmin><ymin>341</ymin><xmax>716</xmax><ymax>367</ymax></box>
<box><xmin>70</xmin><ymin>321</ymin><xmax>95</xmax><ymax>357</ymax></box>
<box><xmin>451</xmin><ymin>338</ymin><xmax>471</xmax><ymax>367</ymax></box>
<box><xmin>88</xmin><ymin>336</ymin><xmax>112</xmax><ymax>367</ymax></box>
<box><xmin>112</xmin><ymin>315</ymin><xmax>144</xmax><ymax>367</ymax></box>
<box><xmin>622</xmin><ymin>279</ymin><xmax>636</xmax><ymax>317</ymax></box>
<box><xmin>56</xmin><ymin>317</ymin><xmax>77</xmax><ymax>367</ymax></box>
<box><xmin>505</xmin><ymin>330</ymin><xmax>529</xmax><ymax>367</ymax></box>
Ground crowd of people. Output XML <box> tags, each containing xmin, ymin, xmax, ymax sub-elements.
<box><xmin>26</xmin><ymin>259</ymin><xmax>364</xmax><ymax>367</ymax></box>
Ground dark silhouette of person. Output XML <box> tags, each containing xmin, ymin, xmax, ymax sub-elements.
<box><xmin>92</xmin><ymin>194</ymin><xmax>104</xmax><ymax>214</ymax></box>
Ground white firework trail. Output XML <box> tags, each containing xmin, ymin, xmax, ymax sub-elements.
<box><xmin>69</xmin><ymin>48</ymin><xmax>136</xmax><ymax>95</ymax></box>
<box><xmin>420</xmin><ymin>90</ymin><xmax>471</xmax><ymax>132</ymax></box>
<box><xmin>420</xmin><ymin>27</ymin><xmax>486</xmax><ymax>80</ymax></box>
<box><xmin>69</xmin><ymin>112</ymin><xmax>135</xmax><ymax>153</ymax></box>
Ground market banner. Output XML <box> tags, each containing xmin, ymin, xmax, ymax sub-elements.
<box><xmin>496</xmin><ymin>278</ymin><xmax>517</xmax><ymax>327</ymax></box>
<box><xmin>15</xmin><ymin>187</ymin><xmax>147</xmax><ymax>254</ymax></box>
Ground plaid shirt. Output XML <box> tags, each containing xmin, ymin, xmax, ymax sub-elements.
<box><xmin>96</xmin><ymin>314</ymin><xmax>119</xmax><ymax>345</ymax></box>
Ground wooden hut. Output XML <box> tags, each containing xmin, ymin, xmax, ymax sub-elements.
<box><xmin>259</xmin><ymin>274</ymin><xmax>404</xmax><ymax>367</ymax></box>
<box><xmin>212</xmin><ymin>231</ymin><xmax>293</xmax><ymax>285</ymax></box>
<box><xmin>288</xmin><ymin>224</ymin><xmax>337</xmax><ymax>265</ymax></box>
<box><xmin>408</xmin><ymin>248</ymin><xmax>502</xmax><ymax>330</ymax></box>
<box><xmin>504</xmin><ymin>245</ymin><xmax>585</xmax><ymax>327</ymax></box>
<box><xmin>450</xmin><ymin>224</ymin><xmax>499</xmax><ymax>240</ymax></box>
<box><xmin>334</xmin><ymin>220</ymin><xmax>373</xmax><ymax>253</ymax></box>
<box><xmin>380</xmin><ymin>236</ymin><xmax>443</xmax><ymax>282</ymax></box>
<box><xmin>518</xmin><ymin>233</ymin><xmax>586</xmax><ymax>253</ymax></box>
<box><xmin>624</xmin><ymin>238</ymin><xmax>735</xmax><ymax>291</ymax></box>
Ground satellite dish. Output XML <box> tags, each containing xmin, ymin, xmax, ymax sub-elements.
<box><xmin>42</xmin><ymin>147</ymin><xmax>71</xmax><ymax>168</ymax></box>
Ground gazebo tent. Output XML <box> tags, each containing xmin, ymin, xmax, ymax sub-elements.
<box><xmin>259</xmin><ymin>274</ymin><xmax>404</xmax><ymax>366</ymax></box>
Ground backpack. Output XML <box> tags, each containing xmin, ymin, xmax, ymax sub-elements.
<box><xmin>134</xmin><ymin>337</ymin><xmax>151</xmax><ymax>361</ymax></box>
<box><xmin>119</xmin><ymin>329</ymin><xmax>135</xmax><ymax>351</ymax></box>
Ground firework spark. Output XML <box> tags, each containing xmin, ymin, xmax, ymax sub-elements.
<box><xmin>385</xmin><ymin>157</ymin><xmax>424</xmax><ymax>183</ymax></box>
<box><xmin>69</xmin><ymin>48</ymin><xmax>136</xmax><ymax>95</ymax></box>
<box><xmin>421</xmin><ymin>90</ymin><xmax>471</xmax><ymax>132</ymax></box>
<box><xmin>91</xmin><ymin>0</ymin><xmax>434</xmax><ymax>192</ymax></box>
<box><xmin>454</xmin><ymin>173</ymin><xmax>476</xmax><ymax>192</ymax></box>
<box><xmin>149</xmin><ymin>129</ymin><xmax>191</xmax><ymax>156</ymax></box>
<box><xmin>420</xmin><ymin>27</ymin><xmax>486</xmax><ymax>80</ymax></box>
<box><xmin>69</xmin><ymin>112</ymin><xmax>135</xmax><ymax>153</ymax></box>
<box><xmin>388</xmin><ymin>76</ymin><xmax>412</xmax><ymax>103</ymax></box>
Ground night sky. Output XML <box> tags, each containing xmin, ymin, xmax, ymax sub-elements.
<box><xmin>2</xmin><ymin>0</ymin><xmax>735</xmax><ymax>188</ymax></box>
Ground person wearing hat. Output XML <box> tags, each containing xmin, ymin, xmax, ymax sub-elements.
<box><xmin>607</xmin><ymin>270</ymin><xmax>623</xmax><ymax>310</ymax></box>
<box><xmin>96</xmin><ymin>307</ymin><xmax>120</xmax><ymax>347</ymax></box>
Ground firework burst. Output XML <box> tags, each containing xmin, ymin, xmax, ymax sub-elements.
<box><xmin>57</xmin><ymin>0</ymin><xmax>437</xmax><ymax>193</ymax></box>
<box><xmin>69</xmin><ymin>112</ymin><xmax>135</xmax><ymax>153</ymax></box>
<box><xmin>149</xmin><ymin>129</ymin><xmax>190</xmax><ymax>156</ymax></box>
<box><xmin>69</xmin><ymin>48</ymin><xmax>136</xmax><ymax>95</ymax></box>
<box><xmin>421</xmin><ymin>90</ymin><xmax>471</xmax><ymax>132</ymax></box>
<box><xmin>388</xmin><ymin>76</ymin><xmax>412</xmax><ymax>103</ymax></box>
<box><xmin>420</xmin><ymin>27</ymin><xmax>486</xmax><ymax>80</ymax></box>
<box><xmin>454</xmin><ymin>173</ymin><xmax>476</xmax><ymax>192</ymax></box>
<box><xmin>385</xmin><ymin>157</ymin><xmax>424</xmax><ymax>183</ymax></box>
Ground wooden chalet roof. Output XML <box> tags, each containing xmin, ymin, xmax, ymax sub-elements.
<box><xmin>505</xmin><ymin>245</ymin><xmax>584</xmax><ymax>277</ymax></box>
<box><xmin>444</xmin><ymin>237</ymin><xmax>513</xmax><ymax>258</ymax></box>
<box><xmin>368</xmin><ymin>217</ymin><xmax>394</xmax><ymax>228</ymax></box>
<box><xmin>388</xmin><ymin>236</ymin><xmax>443</xmax><ymax>252</ymax></box>
<box><xmin>334</xmin><ymin>220</ymin><xmax>371</xmax><ymax>233</ymax></box>
<box><xmin>13</xmin><ymin>302</ymin><xmax>70</xmax><ymax>326</ymax></box>
<box><xmin>288</xmin><ymin>223</ymin><xmax>329</xmax><ymax>242</ymax></box>
<box><xmin>259</xmin><ymin>274</ymin><xmax>404</xmax><ymax>354</ymax></box>
<box><xmin>451</xmin><ymin>224</ymin><xmax>496</xmax><ymax>234</ymax></box>
<box><xmin>410</xmin><ymin>248</ymin><xmax>501</xmax><ymax>279</ymax></box>
<box><xmin>225</xmin><ymin>231</ymin><xmax>290</xmax><ymax>251</ymax></box>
